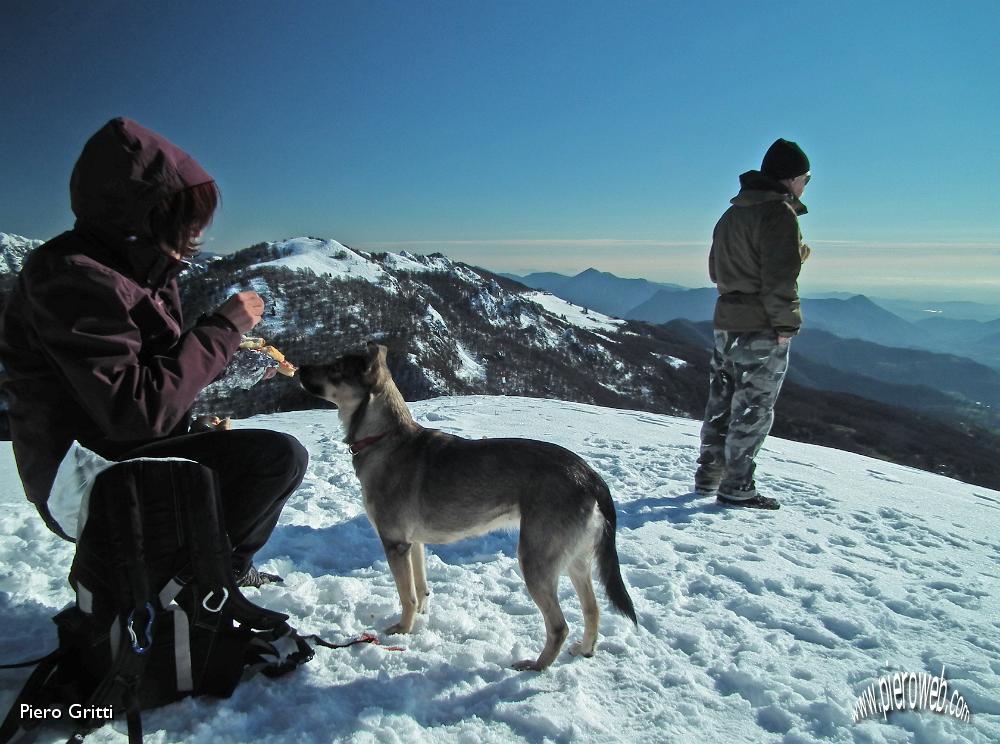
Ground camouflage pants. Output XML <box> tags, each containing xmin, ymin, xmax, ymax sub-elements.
<box><xmin>697</xmin><ymin>330</ymin><xmax>790</xmax><ymax>489</ymax></box>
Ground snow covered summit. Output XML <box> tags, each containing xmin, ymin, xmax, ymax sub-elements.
<box><xmin>251</xmin><ymin>237</ymin><xmax>454</xmax><ymax>286</ymax></box>
<box><xmin>0</xmin><ymin>233</ymin><xmax>43</xmax><ymax>274</ymax></box>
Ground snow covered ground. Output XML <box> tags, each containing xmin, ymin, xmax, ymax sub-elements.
<box><xmin>1</xmin><ymin>396</ymin><xmax>998</xmax><ymax>743</ymax></box>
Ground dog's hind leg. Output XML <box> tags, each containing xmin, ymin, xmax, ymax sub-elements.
<box><xmin>382</xmin><ymin>540</ymin><xmax>418</xmax><ymax>634</ymax></box>
<box><xmin>568</xmin><ymin>556</ymin><xmax>600</xmax><ymax>658</ymax></box>
<box><xmin>513</xmin><ymin>546</ymin><xmax>568</xmax><ymax>672</ymax></box>
<box><xmin>412</xmin><ymin>542</ymin><xmax>430</xmax><ymax>614</ymax></box>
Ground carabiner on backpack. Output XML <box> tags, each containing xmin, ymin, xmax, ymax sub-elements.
<box><xmin>202</xmin><ymin>587</ymin><xmax>229</xmax><ymax>613</ymax></box>
<box><xmin>127</xmin><ymin>602</ymin><xmax>155</xmax><ymax>655</ymax></box>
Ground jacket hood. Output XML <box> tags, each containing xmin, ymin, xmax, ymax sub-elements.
<box><xmin>70</xmin><ymin>117</ymin><xmax>214</xmax><ymax>240</ymax></box>
<box><xmin>731</xmin><ymin>170</ymin><xmax>807</xmax><ymax>215</ymax></box>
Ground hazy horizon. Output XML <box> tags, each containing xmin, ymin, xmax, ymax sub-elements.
<box><xmin>351</xmin><ymin>237</ymin><xmax>1000</xmax><ymax>305</ymax></box>
<box><xmin>5</xmin><ymin>227</ymin><xmax>997</xmax><ymax>306</ymax></box>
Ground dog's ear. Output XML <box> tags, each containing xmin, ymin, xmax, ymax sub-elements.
<box><xmin>363</xmin><ymin>342</ymin><xmax>388</xmax><ymax>385</ymax></box>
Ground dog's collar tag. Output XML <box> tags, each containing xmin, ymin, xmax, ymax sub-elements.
<box><xmin>349</xmin><ymin>431</ymin><xmax>392</xmax><ymax>456</ymax></box>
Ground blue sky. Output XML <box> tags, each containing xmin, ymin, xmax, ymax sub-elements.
<box><xmin>2</xmin><ymin>1</ymin><xmax>998</xmax><ymax>300</ymax></box>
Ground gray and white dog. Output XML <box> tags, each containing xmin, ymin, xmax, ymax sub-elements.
<box><xmin>299</xmin><ymin>342</ymin><xmax>637</xmax><ymax>671</ymax></box>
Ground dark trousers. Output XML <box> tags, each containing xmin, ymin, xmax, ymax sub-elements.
<box><xmin>119</xmin><ymin>429</ymin><xmax>308</xmax><ymax>575</ymax></box>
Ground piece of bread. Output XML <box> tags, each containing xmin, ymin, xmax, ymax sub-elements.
<box><xmin>239</xmin><ymin>337</ymin><xmax>297</xmax><ymax>377</ymax></box>
<box><xmin>261</xmin><ymin>345</ymin><xmax>285</xmax><ymax>363</ymax></box>
<box><xmin>239</xmin><ymin>336</ymin><xmax>266</xmax><ymax>350</ymax></box>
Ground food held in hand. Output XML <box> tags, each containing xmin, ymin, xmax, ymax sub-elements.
<box><xmin>238</xmin><ymin>337</ymin><xmax>297</xmax><ymax>377</ymax></box>
<box><xmin>275</xmin><ymin>360</ymin><xmax>298</xmax><ymax>377</ymax></box>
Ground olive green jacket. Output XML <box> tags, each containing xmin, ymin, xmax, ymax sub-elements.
<box><xmin>709</xmin><ymin>170</ymin><xmax>808</xmax><ymax>336</ymax></box>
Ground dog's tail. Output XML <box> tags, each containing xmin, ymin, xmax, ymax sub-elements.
<box><xmin>593</xmin><ymin>478</ymin><xmax>637</xmax><ymax>624</ymax></box>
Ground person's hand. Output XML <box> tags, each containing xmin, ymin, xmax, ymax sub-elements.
<box><xmin>215</xmin><ymin>291</ymin><xmax>265</xmax><ymax>333</ymax></box>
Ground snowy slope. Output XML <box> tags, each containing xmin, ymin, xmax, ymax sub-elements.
<box><xmin>524</xmin><ymin>292</ymin><xmax>626</xmax><ymax>334</ymax></box>
<box><xmin>1</xmin><ymin>397</ymin><xmax>997</xmax><ymax>743</ymax></box>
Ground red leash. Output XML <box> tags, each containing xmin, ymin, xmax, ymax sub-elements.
<box><xmin>308</xmin><ymin>632</ymin><xmax>405</xmax><ymax>652</ymax></box>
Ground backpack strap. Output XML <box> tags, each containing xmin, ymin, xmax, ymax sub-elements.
<box><xmin>0</xmin><ymin>648</ymin><xmax>64</xmax><ymax>670</ymax></box>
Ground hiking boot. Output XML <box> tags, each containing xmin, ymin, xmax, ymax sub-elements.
<box><xmin>236</xmin><ymin>565</ymin><xmax>284</xmax><ymax>588</ymax></box>
<box><xmin>694</xmin><ymin>467</ymin><xmax>723</xmax><ymax>496</ymax></box>
<box><xmin>717</xmin><ymin>482</ymin><xmax>780</xmax><ymax>510</ymax></box>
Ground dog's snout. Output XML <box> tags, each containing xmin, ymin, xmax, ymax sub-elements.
<box><xmin>297</xmin><ymin>364</ymin><xmax>345</xmax><ymax>405</ymax></box>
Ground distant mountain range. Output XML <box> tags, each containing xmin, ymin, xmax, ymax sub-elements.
<box><xmin>872</xmin><ymin>297</ymin><xmax>1000</xmax><ymax>323</ymax></box>
<box><xmin>2</xmin><ymin>233</ymin><xmax>999</xmax><ymax>489</ymax></box>
<box><xmin>505</xmin><ymin>268</ymin><xmax>1000</xmax><ymax>371</ymax></box>
<box><xmin>672</xmin><ymin>320</ymin><xmax>1000</xmax><ymax>429</ymax></box>
<box><xmin>506</xmin><ymin>267</ymin><xmax>684</xmax><ymax>319</ymax></box>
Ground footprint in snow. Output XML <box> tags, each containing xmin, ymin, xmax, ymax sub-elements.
<box><xmin>867</xmin><ymin>469</ymin><xmax>904</xmax><ymax>484</ymax></box>
<box><xmin>973</xmin><ymin>493</ymin><xmax>1000</xmax><ymax>509</ymax></box>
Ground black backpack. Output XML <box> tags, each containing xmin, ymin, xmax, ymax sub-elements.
<box><xmin>0</xmin><ymin>458</ymin><xmax>314</xmax><ymax>743</ymax></box>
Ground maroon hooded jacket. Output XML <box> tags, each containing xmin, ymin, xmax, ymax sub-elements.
<box><xmin>0</xmin><ymin>118</ymin><xmax>242</xmax><ymax>534</ymax></box>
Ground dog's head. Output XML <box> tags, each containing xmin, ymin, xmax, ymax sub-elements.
<box><xmin>299</xmin><ymin>342</ymin><xmax>389</xmax><ymax>408</ymax></box>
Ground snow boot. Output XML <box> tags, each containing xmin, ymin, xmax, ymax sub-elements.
<box><xmin>717</xmin><ymin>482</ymin><xmax>780</xmax><ymax>510</ymax></box>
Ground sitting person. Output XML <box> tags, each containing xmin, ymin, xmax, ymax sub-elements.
<box><xmin>0</xmin><ymin>117</ymin><xmax>307</xmax><ymax>587</ymax></box>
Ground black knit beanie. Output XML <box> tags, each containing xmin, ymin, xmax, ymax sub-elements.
<box><xmin>760</xmin><ymin>138</ymin><xmax>810</xmax><ymax>180</ymax></box>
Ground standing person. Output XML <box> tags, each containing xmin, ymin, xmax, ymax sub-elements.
<box><xmin>694</xmin><ymin>138</ymin><xmax>812</xmax><ymax>510</ymax></box>
<box><xmin>0</xmin><ymin>117</ymin><xmax>307</xmax><ymax>585</ymax></box>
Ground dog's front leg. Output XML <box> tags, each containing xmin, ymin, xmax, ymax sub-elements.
<box><xmin>412</xmin><ymin>542</ymin><xmax>430</xmax><ymax>614</ymax></box>
<box><xmin>382</xmin><ymin>540</ymin><xmax>418</xmax><ymax>634</ymax></box>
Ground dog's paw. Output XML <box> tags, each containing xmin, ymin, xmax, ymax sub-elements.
<box><xmin>416</xmin><ymin>594</ymin><xmax>430</xmax><ymax>614</ymax></box>
<box><xmin>511</xmin><ymin>659</ymin><xmax>546</xmax><ymax>672</ymax></box>
<box><xmin>569</xmin><ymin>641</ymin><xmax>596</xmax><ymax>658</ymax></box>
<box><xmin>384</xmin><ymin>622</ymin><xmax>412</xmax><ymax>635</ymax></box>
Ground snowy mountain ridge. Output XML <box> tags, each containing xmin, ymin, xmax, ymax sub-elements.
<box><xmin>251</xmin><ymin>237</ymin><xmax>612</xmax><ymax>330</ymax></box>
<box><xmin>184</xmin><ymin>236</ymin><xmax>675</xmax><ymax>421</ymax></box>
<box><xmin>0</xmin><ymin>232</ymin><xmax>43</xmax><ymax>275</ymax></box>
